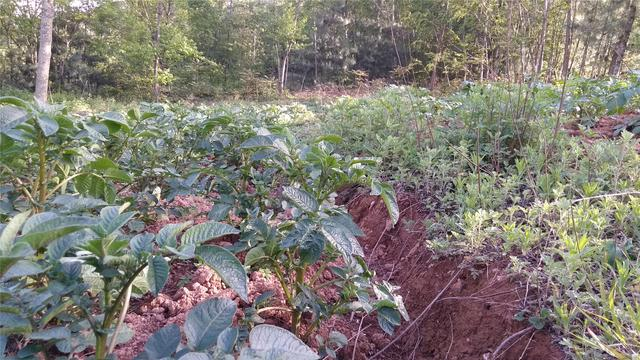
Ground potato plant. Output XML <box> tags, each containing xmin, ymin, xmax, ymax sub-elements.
<box><xmin>0</xmin><ymin>98</ymin><xmax>407</xmax><ymax>359</ymax></box>
<box><xmin>0</xmin><ymin>203</ymin><xmax>247</xmax><ymax>359</ymax></box>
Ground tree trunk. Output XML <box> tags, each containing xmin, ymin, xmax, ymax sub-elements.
<box><xmin>313</xmin><ymin>21</ymin><xmax>318</xmax><ymax>84</ymax></box>
<box><xmin>152</xmin><ymin>0</ymin><xmax>162</xmax><ymax>102</ymax></box>
<box><xmin>535</xmin><ymin>0</ymin><xmax>550</xmax><ymax>76</ymax></box>
<box><xmin>35</xmin><ymin>0</ymin><xmax>54</xmax><ymax>103</ymax></box>
<box><xmin>608</xmin><ymin>0</ymin><xmax>637</xmax><ymax>76</ymax></box>
<box><xmin>279</xmin><ymin>45</ymin><xmax>291</xmax><ymax>94</ymax></box>
<box><xmin>561</xmin><ymin>0</ymin><xmax>574</xmax><ymax>78</ymax></box>
<box><xmin>579</xmin><ymin>40</ymin><xmax>589</xmax><ymax>76</ymax></box>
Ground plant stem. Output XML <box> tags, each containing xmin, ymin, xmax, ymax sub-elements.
<box><xmin>36</xmin><ymin>130</ymin><xmax>47</xmax><ymax>211</ymax></box>
<box><xmin>46</xmin><ymin>173</ymin><xmax>85</xmax><ymax>199</ymax></box>
<box><xmin>107</xmin><ymin>284</ymin><xmax>132</xmax><ymax>353</ymax></box>
<box><xmin>272</xmin><ymin>263</ymin><xmax>293</xmax><ymax>304</ymax></box>
<box><xmin>291</xmin><ymin>266</ymin><xmax>306</xmax><ymax>335</ymax></box>
<box><xmin>94</xmin><ymin>334</ymin><xmax>108</xmax><ymax>360</ymax></box>
<box><xmin>94</xmin><ymin>263</ymin><xmax>147</xmax><ymax>359</ymax></box>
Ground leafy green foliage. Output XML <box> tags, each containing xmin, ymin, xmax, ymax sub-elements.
<box><xmin>0</xmin><ymin>97</ymin><xmax>405</xmax><ymax>359</ymax></box>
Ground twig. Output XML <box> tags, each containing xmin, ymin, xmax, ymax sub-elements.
<box><xmin>517</xmin><ymin>330</ymin><xmax>536</xmax><ymax>360</ymax></box>
<box><xmin>351</xmin><ymin>315</ymin><xmax>366</xmax><ymax>360</ymax></box>
<box><xmin>491</xmin><ymin>326</ymin><xmax>535</xmax><ymax>360</ymax></box>
<box><xmin>369</xmin><ymin>268</ymin><xmax>462</xmax><ymax>359</ymax></box>
<box><xmin>445</xmin><ymin>314</ymin><xmax>454</xmax><ymax>360</ymax></box>
<box><xmin>569</xmin><ymin>191</ymin><xmax>640</xmax><ymax>204</ymax></box>
<box><xmin>409</xmin><ymin>335</ymin><xmax>422</xmax><ymax>360</ymax></box>
<box><xmin>256</xmin><ymin>306</ymin><xmax>292</xmax><ymax>314</ymax></box>
<box><xmin>368</xmin><ymin>228</ymin><xmax>387</xmax><ymax>262</ymax></box>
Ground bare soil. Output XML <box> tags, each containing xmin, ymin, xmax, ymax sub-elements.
<box><xmin>565</xmin><ymin>111</ymin><xmax>640</xmax><ymax>152</ymax></box>
<box><xmin>114</xmin><ymin>189</ymin><xmax>567</xmax><ymax>359</ymax></box>
<box><xmin>330</xmin><ymin>189</ymin><xmax>566</xmax><ymax>360</ymax></box>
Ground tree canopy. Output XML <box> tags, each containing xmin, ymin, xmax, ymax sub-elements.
<box><xmin>0</xmin><ymin>0</ymin><xmax>638</xmax><ymax>99</ymax></box>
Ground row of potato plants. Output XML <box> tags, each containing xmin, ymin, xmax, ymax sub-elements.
<box><xmin>0</xmin><ymin>97</ymin><xmax>406</xmax><ymax>359</ymax></box>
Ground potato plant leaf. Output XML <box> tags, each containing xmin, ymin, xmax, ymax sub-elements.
<box><xmin>141</xmin><ymin>323</ymin><xmax>180</xmax><ymax>359</ymax></box>
<box><xmin>0</xmin><ymin>211</ymin><xmax>30</xmax><ymax>254</ymax></box>
<box><xmin>196</xmin><ymin>245</ymin><xmax>248</xmax><ymax>301</ymax></box>
<box><xmin>246</xmin><ymin>324</ymin><xmax>318</xmax><ymax>360</ymax></box>
<box><xmin>282</xmin><ymin>187</ymin><xmax>318</xmax><ymax>213</ymax></box>
<box><xmin>147</xmin><ymin>256</ymin><xmax>169</xmax><ymax>296</ymax></box>
<box><xmin>184</xmin><ymin>298</ymin><xmax>236</xmax><ymax>351</ymax></box>
<box><xmin>156</xmin><ymin>222</ymin><xmax>191</xmax><ymax>248</ymax></box>
<box><xmin>181</xmin><ymin>221</ymin><xmax>239</xmax><ymax>245</ymax></box>
<box><xmin>35</xmin><ymin>115</ymin><xmax>59</xmax><ymax>136</ymax></box>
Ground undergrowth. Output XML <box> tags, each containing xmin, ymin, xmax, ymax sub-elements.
<box><xmin>312</xmin><ymin>76</ymin><xmax>640</xmax><ymax>359</ymax></box>
<box><xmin>2</xmin><ymin>74</ymin><xmax>640</xmax><ymax>358</ymax></box>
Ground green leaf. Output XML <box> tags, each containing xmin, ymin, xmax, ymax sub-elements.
<box><xmin>282</xmin><ymin>187</ymin><xmax>318</xmax><ymax>213</ymax></box>
<box><xmin>147</xmin><ymin>256</ymin><xmax>169</xmax><ymax>296</ymax></box>
<box><xmin>282</xmin><ymin>220</ymin><xmax>325</xmax><ymax>264</ymax></box>
<box><xmin>0</xmin><ymin>312</ymin><xmax>31</xmax><ymax>335</ymax></box>
<box><xmin>99</xmin><ymin>112</ymin><xmax>130</xmax><ymax>133</ymax></box>
<box><xmin>208</xmin><ymin>204</ymin><xmax>233</xmax><ymax>221</ymax></box>
<box><xmin>179</xmin><ymin>353</ymin><xmax>212</xmax><ymax>360</ymax></box>
<box><xmin>156</xmin><ymin>222</ymin><xmax>191</xmax><ymax>248</ymax></box>
<box><xmin>0</xmin><ymin>211</ymin><xmax>30</xmax><ymax>254</ymax></box>
<box><xmin>22</xmin><ymin>212</ymin><xmax>58</xmax><ymax>234</ymax></box>
<box><xmin>46</xmin><ymin>229</ymin><xmax>94</xmax><ymax>260</ymax></box>
<box><xmin>247</xmin><ymin>325</ymin><xmax>318</xmax><ymax>360</ymax></box>
<box><xmin>0</xmin><ymin>243</ymin><xmax>34</xmax><ymax>277</ymax></box>
<box><xmin>165</xmin><ymin>244</ymin><xmax>196</xmax><ymax>259</ymax></box>
<box><xmin>97</xmin><ymin>206</ymin><xmax>135</xmax><ymax>236</ymax></box>
<box><xmin>1</xmin><ymin>260</ymin><xmax>43</xmax><ymax>280</ymax></box>
<box><xmin>103</xmin><ymin>168</ymin><xmax>133</xmax><ymax>183</ymax></box>
<box><xmin>35</xmin><ymin>115</ymin><xmax>59</xmax><ymax>136</ymax></box>
<box><xmin>30</xmin><ymin>327</ymin><xmax>70</xmax><ymax>341</ymax></box>
<box><xmin>239</xmin><ymin>135</ymin><xmax>275</xmax><ymax>148</ymax></box>
<box><xmin>0</xmin><ymin>105</ymin><xmax>29</xmax><ymax>133</ymax></box>
<box><xmin>217</xmin><ymin>327</ymin><xmax>238</xmax><ymax>354</ymax></box>
<box><xmin>299</xmin><ymin>232</ymin><xmax>325</xmax><ymax>265</ymax></box>
<box><xmin>75</xmin><ymin>174</ymin><xmax>109</xmax><ymax>200</ymax></box>
<box><xmin>20</xmin><ymin>215</ymin><xmax>95</xmax><ymax>250</ymax></box>
<box><xmin>181</xmin><ymin>221</ymin><xmax>239</xmax><ymax>246</ymax></box>
<box><xmin>143</xmin><ymin>323</ymin><xmax>180</xmax><ymax>358</ymax></box>
<box><xmin>196</xmin><ymin>245</ymin><xmax>248</xmax><ymax>301</ymax></box>
<box><xmin>328</xmin><ymin>213</ymin><xmax>364</xmax><ymax>237</ymax></box>
<box><xmin>376</xmin><ymin>307</ymin><xmax>401</xmax><ymax>335</ymax></box>
<box><xmin>130</xmin><ymin>233</ymin><xmax>155</xmax><ymax>257</ymax></box>
<box><xmin>185</xmin><ymin>298</ymin><xmax>237</xmax><ymax>351</ymax></box>
<box><xmin>90</xmin><ymin>157</ymin><xmax>118</xmax><ymax>170</ymax></box>
<box><xmin>370</xmin><ymin>181</ymin><xmax>399</xmax><ymax>225</ymax></box>
<box><xmin>314</xmin><ymin>134</ymin><xmax>343</xmax><ymax>144</ymax></box>
<box><xmin>244</xmin><ymin>246</ymin><xmax>267</xmax><ymax>267</ymax></box>
<box><xmin>54</xmin><ymin>196</ymin><xmax>107</xmax><ymax>213</ymax></box>
<box><xmin>320</xmin><ymin>220</ymin><xmax>364</xmax><ymax>259</ymax></box>
<box><xmin>0</xmin><ymin>335</ymin><xmax>6</xmax><ymax>354</ymax></box>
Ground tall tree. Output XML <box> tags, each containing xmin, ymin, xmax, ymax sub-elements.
<box><xmin>34</xmin><ymin>0</ymin><xmax>54</xmax><ymax>102</ymax></box>
<box><xmin>609</xmin><ymin>0</ymin><xmax>637</xmax><ymax>76</ymax></box>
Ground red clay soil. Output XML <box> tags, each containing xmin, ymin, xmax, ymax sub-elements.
<box><xmin>331</xmin><ymin>188</ymin><xmax>567</xmax><ymax>360</ymax></box>
<box><xmin>114</xmin><ymin>189</ymin><xmax>567</xmax><ymax>359</ymax></box>
<box><xmin>565</xmin><ymin>111</ymin><xmax>640</xmax><ymax>151</ymax></box>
